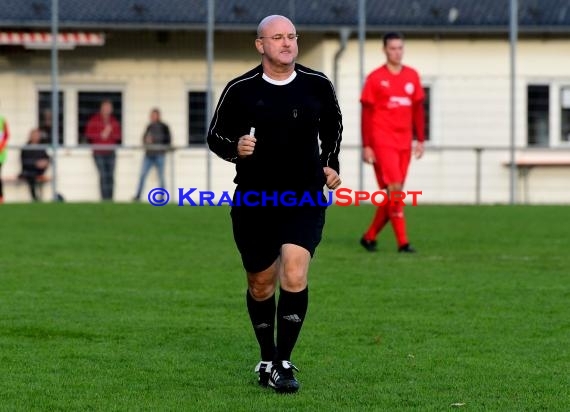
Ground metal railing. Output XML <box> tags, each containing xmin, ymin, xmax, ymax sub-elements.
<box><xmin>3</xmin><ymin>144</ymin><xmax>570</xmax><ymax>204</ymax></box>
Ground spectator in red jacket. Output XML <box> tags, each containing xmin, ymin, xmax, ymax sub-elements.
<box><xmin>85</xmin><ymin>99</ymin><xmax>121</xmax><ymax>201</ymax></box>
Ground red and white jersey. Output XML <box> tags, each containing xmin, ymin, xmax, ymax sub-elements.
<box><xmin>360</xmin><ymin>64</ymin><xmax>425</xmax><ymax>150</ymax></box>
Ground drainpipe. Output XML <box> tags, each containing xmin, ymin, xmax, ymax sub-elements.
<box><xmin>333</xmin><ymin>27</ymin><xmax>351</xmax><ymax>89</ymax></box>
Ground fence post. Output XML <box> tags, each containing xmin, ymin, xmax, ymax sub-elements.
<box><xmin>475</xmin><ymin>147</ymin><xmax>483</xmax><ymax>204</ymax></box>
<box><xmin>170</xmin><ymin>147</ymin><xmax>176</xmax><ymax>204</ymax></box>
<box><xmin>50</xmin><ymin>0</ymin><xmax>59</xmax><ymax>202</ymax></box>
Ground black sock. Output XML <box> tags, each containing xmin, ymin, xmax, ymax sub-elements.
<box><xmin>246</xmin><ymin>290</ymin><xmax>276</xmax><ymax>361</ymax></box>
<box><xmin>276</xmin><ymin>286</ymin><xmax>308</xmax><ymax>361</ymax></box>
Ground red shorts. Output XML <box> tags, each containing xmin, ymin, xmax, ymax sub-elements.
<box><xmin>372</xmin><ymin>147</ymin><xmax>411</xmax><ymax>189</ymax></box>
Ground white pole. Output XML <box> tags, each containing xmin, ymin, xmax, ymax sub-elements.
<box><xmin>509</xmin><ymin>0</ymin><xmax>518</xmax><ymax>204</ymax></box>
<box><xmin>206</xmin><ymin>0</ymin><xmax>214</xmax><ymax>191</ymax></box>
<box><xmin>358</xmin><ymin>0</ymin><xmax>366</xmax><ymax>191</ymax></box>
<box><xmin>50</xmin><ymin>0</ymin><xmax>59</xmax><ymax>201</ymax></box>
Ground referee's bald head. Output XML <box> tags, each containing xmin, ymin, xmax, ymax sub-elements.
<box><xmin>257</xmin><ymin>15</ymin><xmax>295</xmax><ymax>38</ymax></box>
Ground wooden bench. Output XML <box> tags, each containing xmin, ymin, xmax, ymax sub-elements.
<box><xmin>2</xmin><ymin>175</ymin><xmax>51</xmax><ymax>200</ymax></box>
<box><xmin>503</xmin><ymin>157</ymin><xmax>570</xmax><ymax>203</ymax></box>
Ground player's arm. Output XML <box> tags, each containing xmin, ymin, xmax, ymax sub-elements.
<box><xmin>207</xmin><ymin>85</ymin><xmax>244</xmax><ymax>163</ymax></box>
<box><xmin>318</xmin><ymin>78</ymin><xmax>343</xmax><ymax>176</ymax></box>
<box><xmin>361</xmin><ymin>103</ymin><xmax>373</xmax><ymax>148</ymax></box>
<box><xmin>361</xmin><ymin>102</ymin><xmax>376</xmax><ymax>164</ymax></box>
<box><xmin>413</xmin><ymin>101</ymin><xmax>425</xmax><ymax>142</ymax></box>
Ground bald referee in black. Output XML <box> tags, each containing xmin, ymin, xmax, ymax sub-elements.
<box><xmin>207</xmin><ymin>15</ymin><xmax>343</xmax><ymax>394</ymax></box>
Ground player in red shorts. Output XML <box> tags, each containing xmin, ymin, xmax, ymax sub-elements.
<box><xmin>359</xmin><ymin>32</ymin><xmax>425</xmax><ymax>253</ymax></box>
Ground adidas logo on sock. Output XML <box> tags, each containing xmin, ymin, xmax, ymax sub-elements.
<box><xmin>283</xmin><ymin>314</ymin><xmax>302</xmax><ymax>323</ymax></box>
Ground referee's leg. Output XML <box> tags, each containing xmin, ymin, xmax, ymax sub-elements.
<box><xmin>276</xmin><ymin>243</ymin><xmax>310</xmax><ymax>361</ymax></box>
<box><xmin>232</xmin><ymin>205</ymin><xmax>280</xmax><ymax>369</ymax></box>
<box><xmin>246</xmin><ymin>262</ymin><xmax>279</xmax><ymax>363</ymax></box>
<box><xmin>243</xmin><ymin>253</ymin><xmax>281</xmax><ymax>389</ymax></box>
<box><xmin>257</xmin><ymin>243</ymin><xmax>308</xmax><ymax>393</ymax></box>
<box><xmin>247</xmin><ymin>250</ymin><xmax>307</xmax><ymax>393</ymax></box>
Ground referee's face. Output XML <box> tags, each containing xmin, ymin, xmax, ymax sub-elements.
<box><xmin>256</xmin><ymin>17</ymin><xmax>298</xmax><ymax>69</ymax></box>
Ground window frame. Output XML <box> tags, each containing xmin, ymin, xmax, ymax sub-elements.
<box><xmin>36</xmin><ymin>89</ymin><xmax>65</xmax><ymax>145</ymax></box>
<box><xmin>526</xmin><ymin>84</ymin><xmax>551</xmax><ymax>147</ymax></box>
<box><xmin>188</xmin><ymin>90</ymin><xmax>208</xmax><ymax>146</ymax></box>
<box><xmin>422</xmin><ymin>84</ymin><xmax>432</xmax><ymax>143</ymax></box>
<box><xmin>559</xmin><ymin>85</ymin><xmax>570</xmax><ymax>145</ymax></box>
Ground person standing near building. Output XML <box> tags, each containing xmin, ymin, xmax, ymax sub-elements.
<box><xmin>133</xmin><ymin>108</ymin><xmax>171</xmax><ymax>202</ymax></box>
<box><xmin>359</xmin><ymin>31</ymin><xmax>425</xmax><ymax>253</ymax></box>
<box><xmin>207</xmin><ymin>15</ymin><xmax>342</xmax><ymax>393</ymax></box>
<box><xmin>0</xmin><ymin>114</ymin><xmax>10</xmax><ymax>204</ymax></box>
<box><xmin>85</xmin><ymin>99</ymin><xmax>121</xmax><ymax>201</ymax></box>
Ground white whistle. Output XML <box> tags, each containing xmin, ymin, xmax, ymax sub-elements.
<box><xmin>249</xmin><ymin>127</ymin><xmax>256</xmax><ymax>137</ymax></box>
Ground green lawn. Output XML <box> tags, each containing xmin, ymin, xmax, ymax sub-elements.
<box><xmin>1</xmin><ymin>203</ymin><xmax>569</xmax><ymax>411</ymax></box>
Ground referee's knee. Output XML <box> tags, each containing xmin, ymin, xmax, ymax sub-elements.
<box><xmin>248</xmin><ymin>269</ymin><xmax>278</xmax><ymax>300</ymax></box>
<box><xmin>280</xmin><ymin>268</ymin><xmax>308</xmax><ymax>292</ymax></box>
<box><xmin>249</xmin><ymin>284</ymin><xmax>276</xmax><ymax>300</ymax></box>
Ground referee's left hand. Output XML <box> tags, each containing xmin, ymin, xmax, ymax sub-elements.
<box><xmin>323</xmin><ymin>167</ymin><xmax>341</xmax><ymax>190</ymax></box>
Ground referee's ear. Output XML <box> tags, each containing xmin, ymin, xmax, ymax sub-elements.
<box><xmin>255</xmin><ymin>38</ymin><xmax>264</xmax><ymax>55</ymax></box>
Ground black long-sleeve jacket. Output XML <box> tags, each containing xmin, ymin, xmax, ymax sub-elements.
<box><xmin>142</xmin><ymin>121</ymin><xmax>171</xmax><ymax>155</ymax></box>
<box><xmin>20</xmin><ymin>145</ymin><xmax>49</xmax><ymax>176</ymax></box>
<box><xmin>207</xmin><ymin>64</ymin><xmax>342</xmax><ymax>192</ymax></box>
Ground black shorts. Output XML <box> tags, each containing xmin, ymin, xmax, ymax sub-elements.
<box><xmin>230</xmin><ymin>204</ymin><xmax>326</xmax><ymax>273</ymax></box>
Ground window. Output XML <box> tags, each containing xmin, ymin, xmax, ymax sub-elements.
<box><xmin>561</xmin><ymin>87</ymin><xmax>570</xmax><ymax>143</ymax></box>
<box><xmin>527</xmin><ymin>85</ymin><xmax>549</xmax><ymax>147</ymax></box>
<box><xmin>78</xmin><ymin>91</ymin><xmax>123</xmax><ymax>144</ymax></box>
<box><xmin>38</xmin><ymin>91</ymin><xmax>64</xmax><ymax>145</ymax></box>
<box><xmin>188</xmin><ymin>91</ymin><xmax>207</xmax><ymax>145</ymax></box>
<box><xmin>423</xmin><ymin>86</ymin><xmax>431</xmax><ymax>141</ymax></box>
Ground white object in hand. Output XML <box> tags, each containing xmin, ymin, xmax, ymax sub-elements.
<box><xmin>249</xmin><ymin>127</ymin><xmax>256</xmax><ymax>137</ymax></box>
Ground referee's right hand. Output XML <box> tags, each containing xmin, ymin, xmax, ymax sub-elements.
<box><xmin>237</xmin><ymin>134</ymin><xmax>256</xmax><ymax>158</ymax></box>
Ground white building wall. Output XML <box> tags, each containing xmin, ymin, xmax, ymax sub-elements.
<box><xmin>1</xmin><ymin>32</ymin><xmax>569</xmax><ymax>204</ymax></box>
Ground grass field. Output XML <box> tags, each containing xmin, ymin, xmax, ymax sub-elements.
<box><xmin>1</xmin><ymin>203</ymin><xmax>569</xmax><ymax>411</ymax></box>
